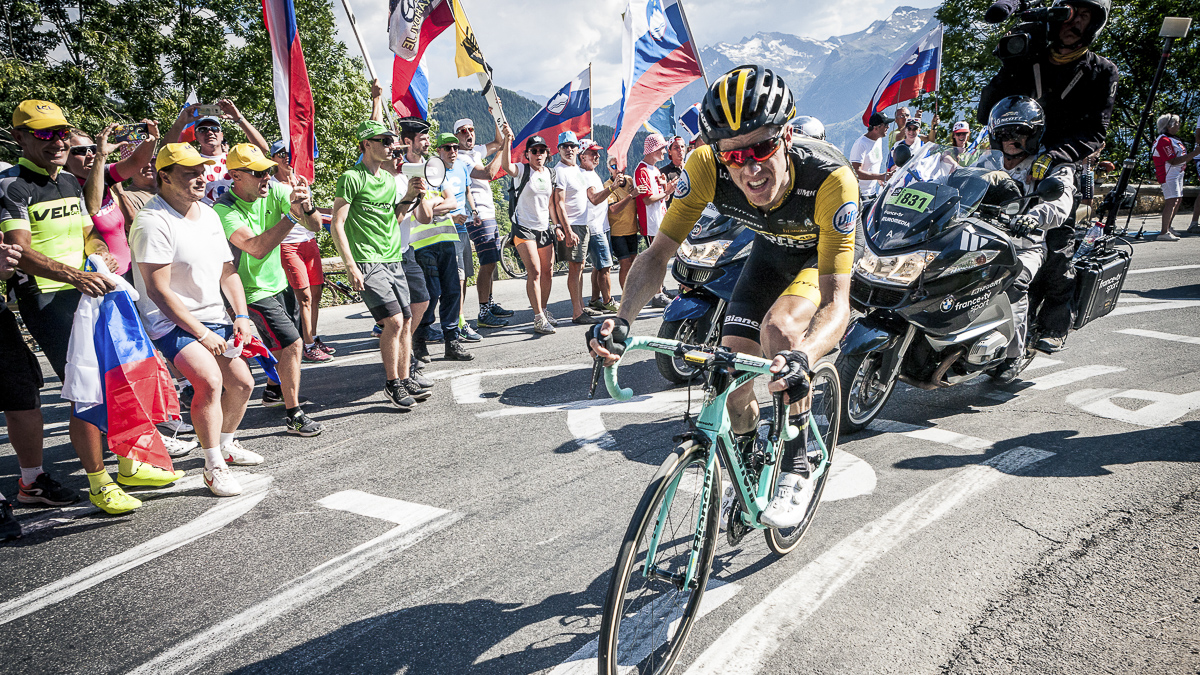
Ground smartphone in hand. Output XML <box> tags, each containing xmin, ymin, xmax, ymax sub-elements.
<box><xmin>195</xmin><ymin>104</ymin><xmax>222</xmax><ymax>118</ymax></box>
<box><xmin>111</xmin><ymin>123</ymin><xmax>150</xmax><ymax>144</ymax></box>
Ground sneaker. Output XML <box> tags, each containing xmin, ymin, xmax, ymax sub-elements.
<box><xmin>384</xmin><ymin>382</ymin><xmax>416</xmax><ymax>410</ymax></box>
<box><xmin>413</xmin><ymin>339</ymin><xmax>431</xmax><ymax>363</ymax></box>
<box><xmin>314</xmin><ymin>336</ymin><xmax>336</xmax><ymax>355</ymax></box>
<box><xmin>222</xmin><ymin>440</ymin><xmax>264</xmax><ymax>466</ymax></box>
<box><xmin>303</xmin><ymin>345</ymin><xmax>334</xmax><ymax>363</ymax></box>
<box><xmin>410</xmin><ymin>369</ymin><xmax>434</xmax><ymax>389</ymax></box>
<box><xmin>398</xmin><ymin>378</ymin><xmax>432</xmax><ymax>401</ymax></box>
<box><xmin>426</xmin><ymin>325</ymin><xmax>445</xmax><ymax>343</ymax></box>
<box><xmin>1035</xmin><ymin>335</ymin><xmax>1067</xmax><ymax>353</ymax></box>
<box><xmin>262</xmin><ymin>389</ymin><xmax>310</xmax><ymax>408</ymax></box>
<box><xmin>160</xmin><ymin>432</ymin><xmax>198</xmax><ymax>458</ymax></box>
<box><xmin>371</xmin><ymin>323</ymin><xmax>383</xmax><ymax>338</ymax></box>
<box><xmin>1186</xmin><ymin>223</ymin><xmax>1200</xmax><ymax>235</ymax></box>
<box><xmin>650</xmin><ymin>292</ymin><xmax>671</xmax><ymax>308</ymax></box>
<box><xmin>459</xmin><ymin>323</ymin><xmax>483</xmax><ymax>343</ymax></box>
<box><xmin>0</xmin><ymin>500</ymin><xmax>20</xmax><ymax>541</ymax></box>
<box><xmin>17</xmin><ymin>472</ymin><xmax>80</xmax><ymax>506</ymax></box>
<box><xmin>580</xmin><ymin>306</ymin><xmax>603</xmax><ymax>317</ymax></box>
<box><xmin>204</xmin><ymin>466</ymin><xmax>242</xmax><ymax>497</ymax></box>
<box><xmin>478</xmin><ymin>308</ymin><xmax>510</xmax><ymax>328</ymax></box>
<box><xmin>542</xmin><ymin>308</ymin><xmax>559</xmax><ymax>326</ymax></box>
<box><xmin>1156</xmin><ymin>231</ymin><xmax>1180</xmax><ymax>241</ymax></box>
<box><xmin>89</xmin><ymin>482</ymin><xmax>141</xmax><ymax>515</ymax></box>
<box><xmin>572</xmin><ymin>313</ymin><xmax>600</xmax><ymax>325</ymax></box>
<box><xmin>591</xmin><ymin>299</ymin><xmax>620</xmax><ymax>313</ymax></box>
<box><xmin>157</xmin><ymin>418</ymin><xmax>193</xmax><ymax>435</ymax></box>
<box><xmin>444</xmin><ymin>339</ymin><xmax>475</xmax><ymax>361</ymax></box>
<box><xmin>117</xmin><ymin>459</ymin><xmax>185</xmax><ymax>487</ymax></box>
<box><xmin>488</xmin><ymin>301</ymin><xmax>515</xmax><ymax>317</ymax></box>
<box><xmin>534</xmin><ymin>314</ymin><xmax>557</xmax><ymax>335</ymax></box>
<box><xmin>759</xmin><ymin>472</ymin><xmax>815</xmax><ymax>529</ymax></box>
<box><xmin>285</xmin><ymin>410</ymin><xmax>323</xmax><ymax>437</ymax></box>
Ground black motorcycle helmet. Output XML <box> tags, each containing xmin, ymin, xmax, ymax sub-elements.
<box><xmin>699</xmin><ymin>65</ymin><xmax>795</xmax><ymax>144</ymax></box>
<box><xmin>1050</xmin><ymin>0</ymin><xmax>1110</xmax><ymax>48</ymax></box>
<box><xmin>988</xmin><ymin>96</ymin><xmax>1045</xmax><ymax>158</ymax></box>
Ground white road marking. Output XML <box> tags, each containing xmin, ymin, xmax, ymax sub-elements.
<box><xmin>1126</xmin><ymin>264</ymin><xmax>1200</xmax><ymax>275</ymax></box>
<box><xmin>1025</xmin><ymin>365</ymin><xmax>1126</xmax><ymax>390</ymax></box>
<box><xmin>1066</xmin><ymin>388</ymin><xmax>1200</xmax><ymax>427</ymax></box>
<box><xmin>15</xmin><ymin>473</ymin><xmax>213</xmax><ymax>532</ymax></box>
<box><xmin>451</xmin><ymin>364</ymin><xmax>591</xmax><ymax>404</ymax></box>
<box><xmin>820</xmin><ymin>451</ymin><xmax>877</xmax><ymax>502</ymax></box>
<box><xmin>683</xmin><ymin>446</ymin><xmax>1054</xmax><ymax>675</ymax></box>
<box><xmin>1025</xmin><ymin>357</ymin><xmax>1063</xmax><ymax>371</ymax></box>
<box><xmin>316</xmin><ymin>489</ymin><xmax>449</xmax><ymax>526</ymax></box>
<box><xmin>868</xmin><ymin>419</ymin><xmax>994</xmax><ymax>451</ymax></box>
<box><xmin>424</xmin><ymin>367</ymin><xmax>483</xmax><ymax>381</ymax></box>
<box><xmin>1108</xmin><ymin>298</ymin><xmax>1200</xmax><ymax>317</ymax></box>
<box><xmin>548</xmin><ymin>580</ymin><xmax>742</xmax><ymax>675</ymax></box>
<box><xmin>1117</xmin><ymin>328</ymin><xmax>1200</xmax><ymax>346</ymax></box>
<box><xmin>127</xmin><ymin>494</ymin><xmax>461</xmax><ymax>675</ymax></box>
<box><xmin>0</xmin><ymin>474</ymin><xmax>272</xmax><ymax>626</ymax></box>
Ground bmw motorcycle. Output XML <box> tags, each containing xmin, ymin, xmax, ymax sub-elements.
<box><xmin>657</xmin><ymin>204</ymin><xmax>754</xmax><ymax>383</ymax></box>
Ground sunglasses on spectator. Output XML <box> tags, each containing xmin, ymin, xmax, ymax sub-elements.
<box><xmin>715</xmin><ymin>130</ymin><xmax>785</xmax><ymax>168</ymax></box>
<box><xmin>440</xmin><ymin>145</ymin><xmax>460</xmax><ymax>152</ymax></box>
<box><xmin>235</xmin><ymin>167</ymin><xmax>277</xmax><ymax>178</ymax></box>
<box><xmin>456</xmin><ymin>127</ymin><xmax>474</xmax><ymax>134</ymax></box>
<box><xmin>368</xmin><ymin>136</ymin><xmax>395</xmax><ymax>146</ymax></box>
<box><xmin>560</xmin><ymin>143</ymin><xmax>579</xmax><ymax>150</ymax></box>
<box><xmin>528</xmin><ymin>147</ymin><xmax>550</xmax><ymax>155</ymax></box>
<box><xmin>27</xmin><ymin>128</ymin><xmax>72</xmax><ymax>142</ymax></box>
<box><xmin>69</xmin><ymin>145</ymin><xmax>97</xmax><ymax>156</ymax></box>
<box><xmin>196</xmin><ymin>125</ymin><xmax>221</xmax><ymax>134</ymax></box>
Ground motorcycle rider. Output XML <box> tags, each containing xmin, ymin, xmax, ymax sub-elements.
<box><xmin>985</xmin><ymin>96</ymin><xmax>1076</xmax><ymax>383</ymax></box>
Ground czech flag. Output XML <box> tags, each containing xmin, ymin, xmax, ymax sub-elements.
<box><xmin>263</xmin><ymin>0</ymin><xmax>317</xmax><ymax>182</ymax></box>
<box><xmin>511</xmin><ymin>67</ymin><xmax>592</xmax><ymax>161</ymax></box>
<box><xmin>610</xmin><ymin>0</ymin><xmax>704</xmax><ymax>169</ymax></box>
<box><xmin>394</xmin><ymin>56</ymin><xmax>431</xmax><ymax>120</ymax></box>
<box><xmin>391</xmin><ymin>0</ymin><xmax>454</xmax><ymax>117</ymax></box>
<box><xmin>62</xmin><ymin>257</ymin><xmax>179</xmax><ymax>471</ymax></box>
<box><xmin>862</xmin><ymin>24</ymin><xmax>942</xmax><ymax>127</ymax></box>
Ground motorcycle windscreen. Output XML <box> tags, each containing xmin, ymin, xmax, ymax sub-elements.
<box><xmin>870</xmin><ymin>182</ymin><xmax>963</xmax><ymax>251</ymax></box>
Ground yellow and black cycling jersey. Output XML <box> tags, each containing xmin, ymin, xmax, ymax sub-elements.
<box><xmin>659</xmin><ymin>137</ymin><xmax>858</xmax><ymax>277</ymax></box>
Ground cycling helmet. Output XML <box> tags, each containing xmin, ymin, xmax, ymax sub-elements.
<box><xmin>1051</xmin><ymin>0</ymin><xmax>1109</xmax><ymax>47</ymax></box>
<box><xmin>987</xmin><ymin>96</ymin><xmax>1045</xmax><ymax>156</ymax></box>
<box><xmin>791</xmin><ymin>116</ymin><xmax>825</xmax><ymax>141</ymax></box>
<box><xmin>699</xmin><ymin>65</ymin><xmax>795</xmax><ymax>143</ymax></box>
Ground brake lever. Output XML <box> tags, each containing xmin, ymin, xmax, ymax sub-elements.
<box><xmin>767</xmin><ymin>391</ymin><xmax>785</xmax><ymax>449</ymax></box>
<box><xmin>588</xmin><ymin>355</ymin><xmax>604</xmax><ymax>399</ymax></box>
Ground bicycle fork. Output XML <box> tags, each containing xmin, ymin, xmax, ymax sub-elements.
<box><xmin>643</xmin><ymin>446</ymin><xmax>718</xmax><ymax>591</ymax></box>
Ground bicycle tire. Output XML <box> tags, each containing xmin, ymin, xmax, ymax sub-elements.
<box><xmin>498</xmin><ymin>234</ymin><xmax>527</xmax><ymax>280</ymax></box>
<box><xmin>764</xmin><ymin>361</ymin><xmax>841</xmax><ymax>555</ymax></box>
<box><xmin>598</xmin><ymin>441</ymin><xmax>721</xmax><ymax>675</ymax></box>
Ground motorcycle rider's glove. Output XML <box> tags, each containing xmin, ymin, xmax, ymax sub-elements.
<box><xmin>587</xmin><ymin>317</ymin><xmax>630</xmax><ymax>358</ymax></box>
<box><xmin>1010</xmin><ymin>214</ymin><xmax>1039</xmax><ymax>238</ymax></box>
<box><xmin>773</xmin><ymin>350</ymin><xmax>812</xmax><ymax>403</ymax></box>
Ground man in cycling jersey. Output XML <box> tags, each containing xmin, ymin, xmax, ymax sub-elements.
<box><xmin>588</xmin><ymin>65</ymin><xmax>857</xmax><ymax>528</ymax></box>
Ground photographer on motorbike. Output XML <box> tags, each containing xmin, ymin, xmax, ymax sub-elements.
<box><xmin>985</xmin><ymin>96</ymin><xmax>1076</xmax><ymax>383</ymax></box>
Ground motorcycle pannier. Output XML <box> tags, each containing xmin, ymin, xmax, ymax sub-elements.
<box><xmin>1072</xmin><ymin>247</ymin><xmax>1131</xmax><ymax>330</ymax></box>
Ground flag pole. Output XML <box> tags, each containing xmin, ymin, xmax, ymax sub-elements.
<box><xmin>339</xmin><ymin>0</ymin><xmax>394</xmax><ymax>126</ymax></box>
<box><xmin>589</xmin><ymin>62</ymin><xmax>594</xmax><ymax>138</ymax></box>
<box><xmin>675</xmin><ymin>0</ymin><xmax>709</xmax><ymax>88</ymax></box>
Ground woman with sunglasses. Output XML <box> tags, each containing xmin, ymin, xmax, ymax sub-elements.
<box><xmin>588</xmin><ymin>65</ymin><xmax>858</xmax><ymax>529</ymax></box>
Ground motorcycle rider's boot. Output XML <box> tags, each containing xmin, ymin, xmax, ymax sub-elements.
<box><xmin>1036</xmin><ymin>335</ymin><xmax>1066</xmax><ymax>353</ymax></box>
<box><xmin>994</xmin><ymin>357</ymin><xmax>1024</xmax><ymax>384</ymax></box>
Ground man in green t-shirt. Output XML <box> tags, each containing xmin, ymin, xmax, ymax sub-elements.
<box><xmin>213</xmin><ymin>143</ymin><xmax>323</xmax><ymax>437</ymax></box>
<box><xmin>330</xmin><ymin>120</ymin><xmax>433</xmax><ymax>410</ymax></box>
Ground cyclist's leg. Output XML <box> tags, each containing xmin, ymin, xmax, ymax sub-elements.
<box><xmin>761</xmin><ymin>269</ymin><xmax>821</xmax><ymax>477</ymax></box>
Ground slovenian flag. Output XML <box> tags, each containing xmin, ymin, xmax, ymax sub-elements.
<box><xmin>610</xmin><ymin>0</ymin><xmax>704</xmax><ymax>169</ymax></box>
<box><xmin>62</xmin><ymin>257</ymin><xmax>179</xmax><ymax>471</ymax></box>
<box><xmin>679</xmin><ymin>101</ymin><xmax>702</xmax><ymax>140</ymax></box>
<box><xmin>391</xmin><ymin>0</ymin><xmax>454</xmax><ymax>117</ymax></box>
<box><xmin>511</xmin><ymin>67</ymin><xmax>592</xmax><ymax>160</ymax></box>
<box><xmin>263</xmin><ymin>0</ymin><xmax>317</xmax><ymax>182</ymax></box>
<box><xmin>395</xmin><ymin>57</ymin><xmax>431</xmax><ymax>119</ymax></box>
<box><xmin>862</xmin><ymin>24</ymin><xmax>942</xmax><ymax>127</ymax></box>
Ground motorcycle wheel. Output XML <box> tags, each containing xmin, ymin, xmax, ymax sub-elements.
<box><xmin>656</xmin><ymin>318</ymin><xmax>703</xmax><ymax>384</ymax></box>
<box><xmin>836</xmin><ymin>350</ymin><xmax>897</xmax><ymax>434</ymax></box>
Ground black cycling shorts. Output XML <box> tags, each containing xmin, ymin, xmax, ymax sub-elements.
<box><xmin>721</xmin><ymin>235</ymin><xmax>821</xmax><ymax>343</ymax></box>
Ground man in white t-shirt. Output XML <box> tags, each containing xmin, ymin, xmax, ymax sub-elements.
<box><xmin>850</xmin><ymin>111</ymin><xmax>894</xmax><ymax>209</ymax></box>
<box><xmin>453</xmin><ymin>118</ymin><xmax>516</xmax><ymax>328</ymax></box>
<box><xmin>129</xmin><ymin>143</ymin><xmax>258</xmax><ymax>498</ymax></box>
<box><xmin>163</xmin><ymin>99</ymin><xmax>270</xmax><ymax>206</ymax></box>
<box><xmin>554</xmin><ymin>131</ymin><xmax>601</xmax><ymax>325</ymax></box>
<box><xmin>579</xmin><ymin>139</ymin><xmax>619</xmax><ymax>313</ymax></box>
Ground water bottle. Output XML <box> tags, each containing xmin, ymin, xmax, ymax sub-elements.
<box><xmin>1072</xmin><ymin>224</ymin><xmax>1103</xmax><ymax>260</ymax></box>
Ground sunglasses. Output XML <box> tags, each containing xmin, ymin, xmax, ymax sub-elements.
<box><xmin>715</xmin><ymin>130</ymin><xmax>785</xmax><ymax>168</ymax></box>
<box><xmin>69</xmin><ymin>145</ymin><xmax>97</xmax><ymax>156</ymax></box>
<box><xmin>560</xmin><ymin>144</ymin><xmax>579</xmax><ymax>150</ymax></box>
<box><xmin>195</xmin><ymin>125</ymin><xmax>221</xmax><ymax>134</ymax></box>
<box><xmin>528</xmin><ymin>147</ymin><xmax>550</xmax><ymax>155</ymax></box>
<box><xmin>440</xmin><ymin>145</ymin><xmax>460</xmax><ymax>151</ymax></box>
<box><xmin>368</xmin><ymin>136</ymin><xmax>395</xmax><ymax>146</ymax></box>
<box><xmin>456</xmin><ymin>128</ymin><xmax>474</xmax><ymax>134</ymax></box>
<box><xmin>993</xmin><ymin>128</ymin><xmax>1029</xmax><ymax>143</ymax></box>
<box><xmin>28</xmin><ymin>128</ymin><xmax>72</xmax><ymax>142</ymax></box>
<box><xmin>235</xmin><ymin>167</ymin><xmax>277</xmax><ymax>178</ymax></box>
<box><xmin>953</xmin><ymin>131</ymin><xmax>969</xmax><ymax>136</ymax></box>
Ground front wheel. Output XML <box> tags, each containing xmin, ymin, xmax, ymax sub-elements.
<box><xmin>655</xmin><ymin>318</ymin><xmax>703</xmax><ymax>384</ymax></box>
<box><xmin>598</xmin><ymin>441</ymin><xmax>721</xmax><ymax>675</ymax></box>
<box><xmin>498</xmin><ymin>234</ymin><xmax>527</xmax><ymax>280</ymax></box>
<box><xmin>836</xmin><ymin>348</ymin><xmax>897</xmax><ymax>434</ymax></box>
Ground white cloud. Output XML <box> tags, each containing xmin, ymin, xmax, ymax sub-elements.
<box><xmin>330</xmin><ymin>0</ymin><xmax>940</xmax><ymax>107</ymax></box>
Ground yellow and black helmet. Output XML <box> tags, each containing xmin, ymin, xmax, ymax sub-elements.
<box><xmin>699</xmin><ymin>65</ymin><xmax>795</xmax><ymax>143</ymax></box>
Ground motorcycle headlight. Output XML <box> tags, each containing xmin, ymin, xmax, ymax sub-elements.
<box><xmin>938</xmin><ymin>250</ymin><xmax>1000</xmax><ymax>278</ymax></box>
<box><xmin>678</xmin><ymin>239</ymin><xmax>732</xmax><ymax>266</ymax></box>
<box><xmin>855</xmin><ymin>249</ymin><xmax>937</xmax><ymax>285</ymax></box>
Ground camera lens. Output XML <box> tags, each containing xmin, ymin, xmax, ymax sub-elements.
<box><xmin>1004</xmin><ymin>34</ymin><xmax>1027</xmax><ymax>55</ymax></box>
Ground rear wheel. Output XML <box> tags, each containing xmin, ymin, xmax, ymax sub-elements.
<box><xmin>598</xmin><ymin>441</ymin><xmax>721</xmax><ymax>675</ymax></box>
<box><xmin>498</xmin><ymin>234</ymin><xmax>527</xmax><ymax>280</ymax></box>
<box><xmin>655</xmin><ymin>318</ymin><xmax>703</xmax><ymax>384</ymax></box>
<box><xmin>837</xmin><ymin>350</ymin><xmax>897</xmax><ymax>434</ymax></box>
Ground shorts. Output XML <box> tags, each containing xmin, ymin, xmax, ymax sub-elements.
<box><xmin>456</xmin><ymin>230</ymin><xmax>475</xmax><ymax>280</ymax></box>
<box><xmin>0</xmin><ymin>307</ymin><xmax>43</xmax><ymax>411</ymax></box>
<box><xmin>1161</xmin><ymin>169</ymin><xmax>1184</xmax><ymax>200</ymax></box>
<box><xmin>587</xmin><ymin>230</ymin><xmax>613</xmax><ymax>269</ymax></box>
<box><xmin>281</xmin><ymin>239</ymin><xmax>324</xmax><ymax>290</ymax></box>
<box><xmin>403</xmin><ymin>254</ymin><xmax>430</xmax><ymax>305</ymax></box>
<box><xmin>512</xmin><ymin>223</ymin><xmax>554</xmax><ymax>249</ymax></box>
<box><xmin>468</xmin><ymin>218</ymin><xmax>501</xmax><ymax>266</ymax></box>
<box><xmin>722</xmin><ymin>236</ymin><xmax>820</xmax><ymax>343</ymax></box>
<box><xmin>610</xmin><ymin>233</ymin><xmax>641</xmax><ymax>261</ymax></box>
<box><xmin>358</xmin><ymin>261</ymin><xmax>412</xmax><ymax>321</ymax></box>
<box><xmin>567</xmin><ymin>224</ymin><xmax>590</xmax><ymax>264</ymax></box>
<box><xmin>16</xmin><ymin>288</ymin><xmax>82</xmax><ymax>381</ymax></box>
<box><xmin>152</xmin><ymin>322</ymin><xmax>233</xmax><ymax>363</ymax></box>
<box><xmin>247</xmin><ymin>289</ymin><xmax>302</xmax><ymax>351</ymax></box>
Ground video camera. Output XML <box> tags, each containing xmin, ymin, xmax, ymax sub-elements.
<box><xmin>986</xmin><ymin>0</ymin><xmax>1074</xmax><ymax>64</ymax></box>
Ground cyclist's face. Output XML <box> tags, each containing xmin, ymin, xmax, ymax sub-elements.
<box><xmin>718</xmin><ymin>124</ymin><xmax>792</xmax><ymax>209</ymax></box>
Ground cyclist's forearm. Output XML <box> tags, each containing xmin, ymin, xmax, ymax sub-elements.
<box><xmin>616</xmin><ymin>238</ymin><xmax>674</xmax><ymax>325</ymax></box>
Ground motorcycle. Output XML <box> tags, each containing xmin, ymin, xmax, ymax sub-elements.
<box><xmin>657</xmin><ymin>204</ymin><xmax>754</xmax><ymax>383</ymax></box>
<box><xmin>835</xmin><ymin>143</ymin><xmax>1129</xmax><ymax>433</ymax></box>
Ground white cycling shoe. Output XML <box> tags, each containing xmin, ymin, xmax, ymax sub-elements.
<box><xmin>759</xmin><ymin>472</ymin><xmax>815</xmax><ymax>529</ymax></box>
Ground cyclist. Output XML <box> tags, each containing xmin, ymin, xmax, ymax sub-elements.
<box><xmin>588</xmin><ymin>65</ymin><xmax>857</xmax><ymax>529</ymax></box>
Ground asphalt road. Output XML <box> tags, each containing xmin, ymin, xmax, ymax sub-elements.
<box><xmin>2</xmin><ymin>214</ymin><xmax>1198</xmax><ymax>675</ymax></box>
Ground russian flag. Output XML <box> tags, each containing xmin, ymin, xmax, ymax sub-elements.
<box><xmin>392</xmin><ymin>0</ymin><xmax>454</xmax><ymax>117</ymax></box>
<box><xmin>178</xmin><ymin>90</ymin><xmax>200</xmax><ymax>144</ymax></box>
<box><xmin>263</xmin><ymin>0</ymin><xmax>317</xmax><ymax>182</ymax></box>
<box><xmin>862</xmin><ymin>24</ymin><xmax>942</xmax><ymax>127</ymax></box>
<box><xmin>511</xmin><ymin>67</ymin><xmax>592</xmax><ymax>160</ymax></box>
<box><xmin>395</xmin><ymin>57</ymin><xmax>431</xmax><ymax>119</ymax></box>
<box><xmin>610</xmin><ymin>0</ymin><xmax>703</xmax><ymax>169</ymax></box>
<box><xmin>62</xmin><ymin>257</ymin><xmax>179</xmax><ymax>471</ymax></box>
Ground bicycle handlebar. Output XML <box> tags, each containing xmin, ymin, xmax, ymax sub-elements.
<box><xmin>602</xmin><ymin>336</ymin><xmax>776</xmax><ymax>401</ymax></box>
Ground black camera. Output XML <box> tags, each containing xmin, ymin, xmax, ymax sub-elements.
<box><xmin>988</xmin><ymin>0</ymin><xmax>1073</xmax><ymax>64</ymax></box>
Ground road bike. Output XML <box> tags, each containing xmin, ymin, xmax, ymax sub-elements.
<box><xmin>497</xmin><ymin>232</ymin><xmax>590</xmax><ymax>280</ymax></box>
<box><xmin>321</xmin><ymin>269</ymin><xmax>362</xmax><ymax>306</ymax></box>
<box><xmin>591</xmin><ymin>336</ymin><xmax>841</xmax><ymax>675</ymax></box>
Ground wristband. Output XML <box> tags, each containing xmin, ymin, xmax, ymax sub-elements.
<box><xmin>234</xmin><ymin>314</ymin><xmax>249</xmax><ymax>319</ymax></box>
<box><xmin>195</xmin><ymin>328</ymin><xmax>211</xmax><ymax>343</ymax></box>
<box><xmin>304</xmin><ymin>205</ymin><xmax>317</xmax><ymax>216</ymax></box>
<box><xmin>286</xmin><ymin>213</ymin><xmax>299</xmax><ymax>225</ymax></box>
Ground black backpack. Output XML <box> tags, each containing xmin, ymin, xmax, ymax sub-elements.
<box><xmin>506</xmin><ymin>164</ymin><xmax>556</xmax><ymax>225</ymax></box>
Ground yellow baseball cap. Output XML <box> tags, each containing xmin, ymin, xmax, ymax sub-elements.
<box><xmin>155</xmin><ymin>143</ymin><xmax>216</xmax><ymax>171</ymax></box>
<box><xmin>13</xmin><ymin>100</ymin><xmax>70</xmax><ymax>130</ymax></box>
<box><xmin>226</xmin><ymin>143</ymin><xmax>275</xmax><ymax>172</ymax></box>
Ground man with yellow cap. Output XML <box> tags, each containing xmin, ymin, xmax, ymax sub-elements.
<box><xmin>129</xmin><ymin>142</ymin><xmax>260</xmax><ymax>497</ymax></box>
<box><xmin>214</xmin><ymin>143</ymin><xmax>323</xmax><ymax>438</ymax></box>
<box><xmin>1</xmin><ymin>100</ymin><xmax>181</xmax><ymax>515</ymax></box>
